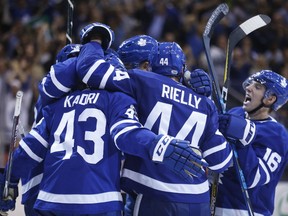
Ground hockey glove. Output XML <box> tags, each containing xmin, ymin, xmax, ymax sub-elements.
<box><xmin>219</xmin><ymin>114</ymin><xmax>256</xmax><ymax>147</ymax></box>
<box><xmin>0</xmin><ymin>169</ymin><xmax>18</xmax><ymax>212</ymax></box>
<box><xmin>151</xmin><ymin>135</ymin><xmax>208</xmax><ymax>181</ymax></box>
<box><xmin>183</xmin><ymin>69</ymin><xmax>212</xmax><ymax>97</ymax></box>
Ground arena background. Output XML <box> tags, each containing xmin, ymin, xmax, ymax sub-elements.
<box><xmin>0</xmin><ymin>0</ymin><xmax>287</xmax><ymax>215</ymax></box>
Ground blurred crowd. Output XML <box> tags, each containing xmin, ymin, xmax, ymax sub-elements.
<box><xmin>0</xmin><ymin>0</ymin><xmax>288</xmax><ymax>168</ymax></box>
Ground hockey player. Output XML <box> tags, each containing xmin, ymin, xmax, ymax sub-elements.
<box><xmin>0</xmin><ymin>43</ymin><xmax>82</xmax><ymax>216</ymax></box>
<box><xmin>215</xmin><ymin>70</ymin><xmax>288</xmax><ymax>216</ymax></box>
<box><xmin>75</xmin><ymin>22</ymin><xmax>233</xmax><ymax>215</ymax></box>
<box><xmin>35</xmin><ymin>43</ymin><xmax>82</xmax><ymax>122</ymax></box>
<box><xmin>0</xmin><ymin>26</ymin><xmax>207</xmax><ymax>215</ymax></box>
<box><xmin>0</xmin><ymin>84</ymin><xmax>206</xmax><ymax>215</ymax></box>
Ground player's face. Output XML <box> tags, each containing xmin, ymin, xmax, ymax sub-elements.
<box><xmin>242</xmin><ymin>80</ymin><xmax>266</xmax><ymax>112</ymax></box>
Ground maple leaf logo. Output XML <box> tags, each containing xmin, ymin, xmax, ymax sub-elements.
<box><xmin>137</xmin><ymin>38</ymin><xmax>147</xmax><ymax>46</ymax></box>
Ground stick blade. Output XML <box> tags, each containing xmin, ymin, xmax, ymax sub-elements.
<box><xmin>229</xmin><ymin>14</ymin><xmax>271</xmax><ymax>46</ymax></box>
<box><xmin>239</xmin><ymin>14</ymin><xmax>271</xmax><ymax>35</ymax></box>
<box><xmin>203</xmin><ymin>3</ymin><xmax>229</xmax><ymax>38</ymax></box>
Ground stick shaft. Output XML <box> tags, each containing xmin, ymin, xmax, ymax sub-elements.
<box><xmin>3</xmin><ymin>91</ymin><xmax>23</xmax><ymax>199</ymax></box>
<box><xmin>66</xmin><ymin>0</ymin><xmax>74</xmax><ymax>44</ymax></box>
<box><xmin>202</xmin><ymin>4</ymin><xmax>229</xmax><ymax>215</ymax></box>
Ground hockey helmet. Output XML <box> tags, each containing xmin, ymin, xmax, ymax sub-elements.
<box><xmin>56</xmin><ymin>43</ymin><xmax>82</xmax><ymax>63</ymax></box>
<box><xmin>117</xmin><ymin>35</ymin><xmax>158</xmax><ymax>69</ymax></box>
<box><xmin>151</xmin><ymin>42</ymin><xmax>186</xmax><ymax>77</ymax></box>
<box><xmin>80</xmin><ymin>22</ymin><xmax>114</xmax><ymax>50</ymax></box>
<box><xmin>242</xmin><ymin>70</ymin><xmax>288</xmax><ymax>110</ymax></box>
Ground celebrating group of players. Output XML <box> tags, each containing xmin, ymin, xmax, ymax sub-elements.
<box><xmin>0</xmin><ymin>22</ymin><xmax>288</xmax><ymax>216</ymax></box>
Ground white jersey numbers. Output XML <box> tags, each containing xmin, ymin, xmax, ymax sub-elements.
<box><xmin>263</xmin><ymin>148</ymin><xmax>282</xmax><ymax>172</ymax></box>
<box><xmin>113</xmin><ymin>69</ymin><xmax>130</xmax><ymax>81</ymax></box>
<box><xmin>50</xmin><ymin>108</ymin><xmax>106</xmax><ymax>164</ymax></box>
<box><xmin>144</xmin><ymin>101</ymin><xmax>207</xmax><ymax>148</ymax></box>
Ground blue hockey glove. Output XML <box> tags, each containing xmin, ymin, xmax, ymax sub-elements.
<box><xmin>151</xmin><ymin>135</ymin><xmax>208</xmax><ymax>181</ymax></box>
<box><xmin>0</xmin><ymin>169</ymin><xmax>18</xmax><ymax>212</ymax></box>
<box><xmin>219</xmin><ymin>114</ymin><xmax>256</xmax><ymax>147</ymax></box>
<box><xmin>183</xmin><ymin>69</ymin><xmax>212</xmax><ymax>97</ymax></box>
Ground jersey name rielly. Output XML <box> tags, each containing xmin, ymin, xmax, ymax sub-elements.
<box><xmin>161</xmin><ymin>84</ymin><xmax>202</xmax><ymax>109</ymax></box>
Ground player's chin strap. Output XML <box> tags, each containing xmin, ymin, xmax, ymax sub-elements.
<box><xmin>247</xmin><ymin>97</ymin><xmax>270</xmax><ymax>115</ymax></box>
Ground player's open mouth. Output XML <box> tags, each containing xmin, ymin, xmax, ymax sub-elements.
<box><xmin>243</xmin><ymin>95</ymin><xmax>251</xmax><ymax>105</ymax></box>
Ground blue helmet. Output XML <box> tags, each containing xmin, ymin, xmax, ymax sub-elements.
<box><xmin>104</xmin><ymin>49</ymin><xmax>126</xmax><ymax>71</ymax></box>
<box><xmin>117</xmin><ymin>35</ymin><xmax>158</xmax><ymax>69</ymax></box>
<box><xmin>242</xmin><ymin>70</ymin><xmax>288</xmax><ymax>111</ymax></box>
<box><xmin>80</xmin><ymin>22</ymin><xmax>115</xmax><ymax>50</ymax></box>
<box><xmin>56</xmin><ymin>43</ymin><xmax>82</xmax><ymax>63</ymax></box>
<box><xmin>151</xmin><ymin>42</ymin><xmax>186</xmax><ymax>77</ymax></box>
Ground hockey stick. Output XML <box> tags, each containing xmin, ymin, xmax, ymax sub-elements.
<box><xmin>66</xmin><ymin>0</ymin><xmax>74</xmax><ymax>44</ymax></box>
<box><xmin>203</xmin><ymin>3</ymin><xmax>229</xmax><ymax>113</ymax></box>
<box><xmin>202</xmin><ymin>3</ymin><xmax>229</xmax><ymax>215</ymax></box>
<box><xmin>221</xmin><ymin>14</ymin><xmax>271</xmax><ymax>111</ymax></box>
<box><xmin>220</xmin><ymin>14</ymin><xmax>271</xmax><ymax>216</ymax></box>
<box><xmin>3</xmin><ymin>91</ymin><xmax>23</xmax><ymax>199</ymax></box>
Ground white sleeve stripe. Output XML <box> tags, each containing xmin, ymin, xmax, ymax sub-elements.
<box><xmin>110</xmin><ymin>119</ymin><xmax>141</xmax><ymax>132</ymax></box>
<box><xmin>202</xmin><ymin>141</ymin><xmax>227</xmax><ymax>157</ymax></box>
<box><xmin>99</xmin><ymin>65</ymin><xmax>115</xmax><ymax>89</ymax></box>
<box><xmin>259</xmin><ymin>158</ymin><xmax>270</xmax><ymax>184</ymax></box>
<box><xmin>19</xmin><ymin>140</ymin><xmax>43</xmax><ymax>163</ymax></box>
<box><xmin>22</xmin><ymin>173</ymin><xmax>43</xmax><ymax>194</ymax></box>
<box><xmin>113</xmin><ymin>126</ymin><xmax>139</xmax><ymax>149</ymax></box>
<box><xmin>50</xmin><ymin>66</ymin><xmax>71</xmax><ymax>92</ymax></box>
<box><xmin>209</xmin><ymin>151</ymin><xmax>233</xmax><ymax>170</ymax></box>
<box><xmin>29</xmin><ymin>130</ymin><xmax>48</xmax><ymax>148</ymax></box>
<box><xmin>42</xmin><ymin>85</ymin><xmax>56</xmax><ymax>99</ymax></box>
<box><xmin>82</xmin><ymin>59</ymin><xmax>106</xmax><ymax>83</ymax></box>
<box><xmin>249</xmin><ymin>167</ymin><xmax>260</xmax><ymax>188</ymax></box>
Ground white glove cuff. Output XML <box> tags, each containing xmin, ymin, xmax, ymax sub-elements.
<box><xmin>240</xmin><ymin>120</ymin><xmax>256</xmax><ymax>146</ymax></box>
<box><xmin>152</xmin><ymin>135</ymin><xmax>173</xmax><ymax>162</ymax></box>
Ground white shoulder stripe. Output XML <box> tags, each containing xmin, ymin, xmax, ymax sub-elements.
<box><xmin>30</xmin><ymin>130</ymin><xmax>48</xmax><ymax>148</ymax></box>
<box><xmin>19</xmin><ymin>140</ymin><xmax>43</xmax><ymax>163</ymax></box>
<box><xmin>50</xmin><ymin>66</ymin><xmax>70</xmax><ymax>93</ymax></box>
<box><xmin>82</xmin><ymin>59</ymin><xmax>106</xmax><ymax>83</ymax></box>
<box><xmin>99</xmin><ymin>64</ymin><xmax>115</xmax><ymax>89</ymax></box>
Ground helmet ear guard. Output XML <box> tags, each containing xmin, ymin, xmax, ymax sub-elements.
<box><xmin>80</xmin><ymin>22</ymin><xmax>115</xmax><ymax>50</ymax></box>
<box><xmin>242</xmin><ymin>70</ymin><xmax>288</xmax><ymax>111</ymax></box>
<box><xmin>151</xmin><ymin>42</ymin><xmax>186</xmax><ymax>77</ymax></box>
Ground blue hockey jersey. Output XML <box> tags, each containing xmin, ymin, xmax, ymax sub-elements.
<box><xmin>215</xmin><ymin>107</ymin><xmax>288</xmax><ymax>216</ymax></box>
<box><xmin>11</xmin><ymin>89</ymin><xmax>161</xmax><ymax>214</ymax></box>
<box><xmin>20</xmin><ymin>57</ymin><xmax>79</xmax><ymax>206</ymax></box>
<box><xmin>76</xmin><ymin>42</ymin><xmax>233</xmax><ymax>203</ymax></box>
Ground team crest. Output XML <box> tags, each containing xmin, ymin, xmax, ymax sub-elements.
<box><xmin>137</xmin><ymin>38</ymin><xmax>147</xmax><ymax>46</ymax></box>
